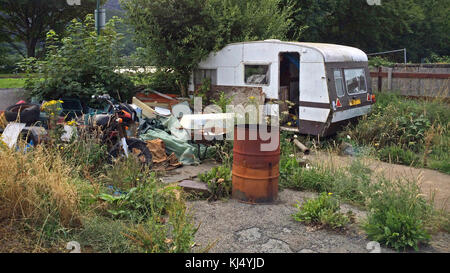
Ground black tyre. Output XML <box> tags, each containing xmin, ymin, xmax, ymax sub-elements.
<box><xmin>109</xmin><ymin>138</ymin><xmax>153</xmax><ymax>167</ymax></box>
<box><xmin>5</xmin><ymin>103</ymin><xmax>40</xmax><ymax>125</ymax></box>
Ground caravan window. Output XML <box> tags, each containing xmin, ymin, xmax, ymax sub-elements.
<box><xmin>344</xmin><ymin>68</ymin><xmax>367</xmax><ymax>95</ymax></box>
<box><xmin>333</xmin><ymin>69</ymin><xmax>345</xmax><ymax>97</ymax></box>
<box><xmin>194</xmin><ymin>69</ymin><xmax>217</xmax><ymax>86</ymax></box>
<box><xmin>245</xmin><ymin>65</ymin><xmax>270</xmax><ymax>85</ymax></box>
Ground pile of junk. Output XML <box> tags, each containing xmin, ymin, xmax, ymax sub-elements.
<box><xmin>0</xmin><ymin>90</ymin><xmax>226</xmax><ymax>171</ymax></box>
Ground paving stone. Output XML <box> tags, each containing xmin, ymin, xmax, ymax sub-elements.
<box><xmin>259</xmin><ymin>239</ymin><xmax>292</xmax><ymax>253</ymax></box>
<box><xmin>179</xmin><ymin>180</ymin><xmax>210</xmax><ymax>194</ymax></box>
<box><xmin>236</xmin><ymin>227</ymin><xmax>261</xmax><ymax>243</ymax></box>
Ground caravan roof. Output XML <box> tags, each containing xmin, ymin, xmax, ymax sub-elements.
<box><xmin>224</xmin><ymin>40</ymin><xmax>368</xmax><ymax>63</ymax></box>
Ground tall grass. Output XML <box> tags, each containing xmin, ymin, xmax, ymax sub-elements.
<box><xmin>0</xmin><ymin>135</ymin><xmax>198</xmax><ymax>252</ymax></box>
<box><xmin>0</xmin><ymin>145</ymin><xmax>81</xmax><ymax>232</ymax></box>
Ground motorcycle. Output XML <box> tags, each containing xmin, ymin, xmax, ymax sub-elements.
<box><xmin>89</xmin><ymin>94</ymin><xmax>152</xmax><ymax>167</ymax></box>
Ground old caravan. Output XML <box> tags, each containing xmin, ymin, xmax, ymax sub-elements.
<box><xmin>189</xmin><ymin>40</ymin><xmax>375</xmax><ymax>136</ymax></box>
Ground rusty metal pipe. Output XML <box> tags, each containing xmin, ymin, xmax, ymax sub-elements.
<box><xmin>293</xmin><ymin>139</ymin><xmax>310</xmax><ymax>155</ymax></box>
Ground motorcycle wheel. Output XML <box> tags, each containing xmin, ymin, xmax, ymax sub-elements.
<box><xmin>109</xmin><ymin>138</ymin><xmax>153</xmax><ymax>168</ymax></box>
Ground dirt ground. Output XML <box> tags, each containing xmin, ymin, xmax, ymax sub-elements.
<box><xmin>189</xmin><ymin>189</ymin><xmax>449</xmax><ymax>253</ymax></box>
<box><xmin>161</xmin><ymin>153</ymin><xmax>450</xmax><ymax>253</ymax></box>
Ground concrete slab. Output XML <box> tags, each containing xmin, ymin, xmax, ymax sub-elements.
<box><xmin>179</xmin><ymin>180</ymin><xmax>210</xmax><ymax>194</ymax></box>
<box><xmin>160</xmin><ymin>159</ymin><xmax>219</xmax><ymax>184</ymax></box>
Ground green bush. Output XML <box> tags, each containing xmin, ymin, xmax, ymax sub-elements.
<box><xmin>368</xmin><ymin>56</ymin><xmax>395</xmax><ymax>68</ymax></box>
<box><xmin>198</xmin><ymin>165</ymin><xmax>232</xmax><ymax>201</ymax></box>
<box><xmin>131</xmin><ymin>69</ymin><xmax>180</xmax><ymax>94</ymax></box>
<box><xmin>292</xmin><ymin>193</ymin><xmax>351</xmax><ymax>230</ymax></box>
<box><xmin>363</xmin><ymin>178</ymin><xmax>432</xmax><ymax>251</ymax></box>
<box><xmin>22</xmin><ymin>15</ymin><xmax>135</xmax><ymax>103</ymax></box>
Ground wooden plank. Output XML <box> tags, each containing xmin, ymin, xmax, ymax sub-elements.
<box><xmin>132</xmin><ymin>97</ymin><xmax>156</xmax><ymax>119</ymax></box>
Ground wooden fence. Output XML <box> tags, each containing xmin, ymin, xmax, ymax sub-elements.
<box><xmin>369</xmin><ymin>64</ymin><xmax>450</xmax><ymax>98</ymax></box>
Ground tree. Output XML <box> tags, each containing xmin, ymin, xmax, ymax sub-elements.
<box><xmin>122</xmin><ymin>0</ymin><xmax>297</xmax><ymax>96</ymax></box>
<box><xmin>0</xmin><ymin>0</ymin><xmax>106</xmax><ymax>58</ymax></box>
<box><xmin>206</xmin><ymin>0</ymin><xmax>298</xmax><ymax>49</ymax></box>
<box><xmin>22</xmin><ymin>15</ymin><xmax>134</xmax><ymax>103</ymax></box>
<box><xmin>282</xmin><ymin>0</ymin><xmax>449</xmax><ymax>62</ymax></box>
<box><xmin>122</xmin><ymin>0</ymin><xmax>217</xmax><ymax>97</ymax></box>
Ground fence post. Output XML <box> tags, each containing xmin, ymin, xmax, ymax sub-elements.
<box><xmin>387</xmin><ymin>67</ymin><xmax>393</xmax><ymax>90</ymax></box>
<box><xmin>377</xmin><ymin>66</ymin><xmax>382</xmax><ymax>92</ymax></box>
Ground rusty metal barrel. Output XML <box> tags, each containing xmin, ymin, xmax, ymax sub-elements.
<box><xmin>232</xmin><ymin>124</ymin><xmax>280</xmax><ymax>203</ymax></box>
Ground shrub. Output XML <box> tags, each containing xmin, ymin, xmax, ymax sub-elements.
<box><xmin>368</xmin><ymin>56</ymin><xmax>395</xmax><ymax>67</ymax></box>
<box><xmin>198</xmin><ymin>165</ymin><xmax>232</xmax><ymax>201</ymax></box>
<box><xmin>131</xmin><ymin>69</ymin><xmax>180</xmax><ymax>94</ymax></box>
<box><xmin>22</xmin><ymin>15</ymin><xmax>135</xmax><ymax>103</ymax></box>
<box><xmin>363</xmin><ymin>178</ymin><xmax>432</xmax><ymax>251</ymax></box>
<box><xmin>292</xmin><ymin>193</ymin><xmax>351</xmax><ymax>230</ymax></box>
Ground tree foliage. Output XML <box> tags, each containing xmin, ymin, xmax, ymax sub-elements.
<box><xmin>283</xmin><ymin>0</ymin><xmax>449</xmax><ymax>62</ymax></box>
<box><xmin>22</xmin><ymin>15</ymin><xmax>134</xmax><ymax>103</ymax></box>
<box><xmin>122</xmin><ymin>0</ymin><xmax>216</xmax><ymax>96</ymax></box>
<box><xmin>207</xmin><ymin>0</ymin><xmax>298</xmax><ymax>49</ymax></box>
<box><xmin>0</xmin><ymin>0</ymin><xmax>106</xmax><ymax>58</ymax></box>
<box><xmin>122</xmin><ymin>0</ymin><xmax>296</xmax><ymax>96</ymax></box>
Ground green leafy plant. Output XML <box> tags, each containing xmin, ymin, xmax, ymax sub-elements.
<box><xmin>210</xmin><ymin>91</ymin><xmax>234</xmax><ymax>113</ymax></box>
<box><xmin>99</xmin><ymin>172</ymin><xmax>178</xmax><ymax>222</ymax></box>
<box><xmin>127</xmin><ymin>201</ymin><xmax>198</xmax><ymax>253</ymax></box>
<box><xmin>21</xmin><ymin>15</ymin><xmax>135</xmax><ymax>103</ymax></box>
<box><xmin>130</xmin><ymin>68</ymin><xmax>179</xmax><ymax>94</ymax></box>
<box><xmin>362</xmin><ymin>178</ymin><xmax>432</xmax><ymax>251</ymax></box>
<box><xmin>368</xmin><ymin>56</ymin><xmax>395</xmax><ymax>67</ymax></box>
<box><xmin>198</xmin><ymin>165</ymin><xmax>232</xmax><ymax>201</ymax></box>
<box><xmin>292</xmin><ymin>193</ymin><xmax>351</xmax><ymax>230</ymax></box>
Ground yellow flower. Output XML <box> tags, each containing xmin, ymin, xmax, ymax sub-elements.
<box><xmin>67</xmin><ymin>120</ymin><xmax>77</xmax><ymax>126</ymax></box>
<box><xmin>287</xmin><ymin>122</ymin><xmax>292</xmax><ymax>126</ymax></box>
<box><xmin>328</xmin><ymin>192</ymin><xmax>333</xmax><ymax>196</ymax></box>
<box><xmin>249</xmin><ymin>96</ymin><xmax>255</xmax><ymax>100</ymax></box>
